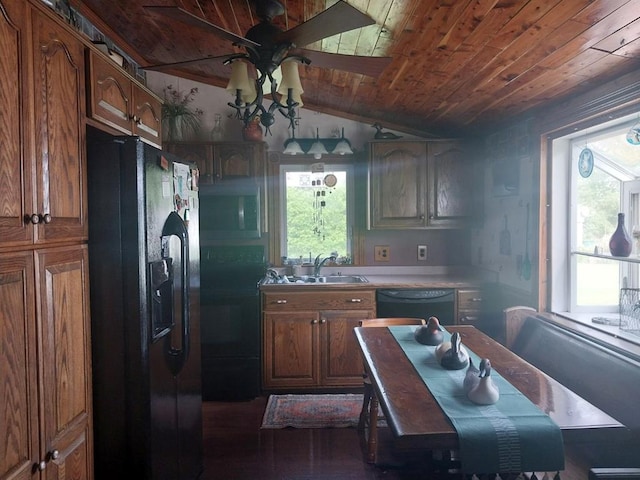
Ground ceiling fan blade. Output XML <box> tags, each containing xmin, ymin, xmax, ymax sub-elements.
<box><xmin>277</xmin><ymin>1</ymin><xmax>375</xmax><ymax>48</ymax></box>
<box><xmin>144</xmin><ymin>6</ymin><xmax>259</xmax><ymax>48</ymax></box>
<box><xmin>142</xmin><ymin>55</ymin><xmax>235</xmax><ymax>72</ymax></box>
<box><xmin>297</xmin><ymin>49</ymin><xmax>392</xmax><ymax>77</ymax></box>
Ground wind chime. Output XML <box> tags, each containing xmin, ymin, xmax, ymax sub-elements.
<box><xmin>310</xmin><ymin>166</ymin><xmax>337</xmax><ymax>240</ymax></box>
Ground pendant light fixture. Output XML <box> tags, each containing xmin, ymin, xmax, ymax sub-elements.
<box><xmin>308</xmin><ymin>128</ymin><xmax>329</xmax><ymax>160</ymax></box>
<box><xmin>283</xmin><ymin>126</ymin><xmax>353</xmax><ymax>159</ymax></box>
<box><xmin>332</xmin><ymin>128</ymin><xmax>354</xmax><ymax>155</ymax></box>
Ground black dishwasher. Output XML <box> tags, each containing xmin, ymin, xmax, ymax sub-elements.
<box><xmin>376</xmin><ymin>288</ymin><xmax>455</xmax><ymax>325</ymax></box>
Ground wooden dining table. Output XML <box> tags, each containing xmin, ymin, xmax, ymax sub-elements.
<box><xmin>354</xmin><ymin>325</ymin><xmax>627</xmax><ymax>466</ymax></box>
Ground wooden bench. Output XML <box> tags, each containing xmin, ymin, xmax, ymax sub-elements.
<box><xmin>504</xmin><ymin>307</ymin><xmax>640</xmax><ymax>478</ymax></box>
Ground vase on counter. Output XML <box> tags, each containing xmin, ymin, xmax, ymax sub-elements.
<box><xmin>210</xmin><ymin>113</ymin><xmax>224</xmax><ymax>141</ymax></box>
<box><xmin>609</xmin><ymin>212</ymin><xmax>633</xmax><ymax>257</ymax></box>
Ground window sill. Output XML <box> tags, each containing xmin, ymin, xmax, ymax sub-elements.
<box><xmin>549</xmin><ymin>311</ymin><xmax>640</xmax><ymax>361</ymax></box>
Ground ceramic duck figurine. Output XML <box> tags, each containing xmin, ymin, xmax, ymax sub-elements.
<box><xmin>435</xmin><ymin>339</ymin><xmax>451</xmax><ymax>363</ymax></box>
<box><xmin>414</xmin><ymin>316</ymin><xmax>444</xmax><ymax>345</ymax></box>
<box><xmin>463</xmin><ymin>357</ymin><xmax>481</xmax><ymax>394</ymax></box>
<box><xmin>440</xmin><ymin>332</ymin><xmax>470</xmax><ymax>370</ymax></box>
<box><xmin>373</xmin><ymin>123</ymin><xmax>403</xmax><ymax>140</ymax></box>
<box><xmin>467</xmin><ymin>358</ymin><xmax>500</xmax><ymax>405</ymax></box>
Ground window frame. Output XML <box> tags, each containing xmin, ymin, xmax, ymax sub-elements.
<box><xmin>266</xmin><ymin>153</ymin><xmax>362</xmax><ymax>267</ymax></box>
<box><xmin>550</xmin><ymin>114</ymin><xmax>640</xmax><ymax>316</ymax></box>
<box><xmin>278</xmin><ymin>162</ymin><xmax>355</xmax><ymax>262</ymax></box>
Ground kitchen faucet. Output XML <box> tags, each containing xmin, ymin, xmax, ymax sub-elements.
<box><xmin>313</xmin><ymin>254</ymin><xmax>336</xmax><ymax>277</ymax></box>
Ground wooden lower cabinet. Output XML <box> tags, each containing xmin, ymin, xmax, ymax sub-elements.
<box><xmin>0</xmin><ymin>245</ymin><xmax>92</xmax><ymax>479</ymax></box>
<box><xmin>262</xmin><ymin>290</ymin><xmax>375</xmax><ymax>390</ymax></box>
<box><xmin>456</xmin><ymin>288</ymin><xmax>484</xmax><ymax>325</ymax></box>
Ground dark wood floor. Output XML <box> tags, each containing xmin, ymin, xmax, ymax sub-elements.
<box><xmin>201</xmin><ymin>396</ymin><xmax>436</xmax><ymax>480</ymax></box>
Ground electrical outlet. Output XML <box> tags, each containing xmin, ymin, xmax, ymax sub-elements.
<box><xmin>374</xmin><ymin>245</ymin><xmax>390</xmax><ymax>262</ymax></box>
<box><xmin>418</xmin><ymin>245</ymin><xmax>427</xmax><ymax>261</ymax></box>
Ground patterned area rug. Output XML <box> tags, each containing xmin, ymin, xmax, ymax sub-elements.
<box><xmin>261</xmin><ymin>394</ymin><xmax>363</xmax><ymax>429</ymax></box>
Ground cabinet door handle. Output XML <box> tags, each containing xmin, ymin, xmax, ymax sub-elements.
<box><xmin>350</xmin><ymin>298</ymin><xmax>362</xmax><ymax>303</ymax></box>
<box><xmin>320</xmin><ymin>318</ymin><xmax>326</xmax><ymax>324</ymax></box>
<box><xmin>311</xmin><ymin>319</ymin><xmax>318</xmax><ymax>324</ymax></box>
<box><xmin>49</xmin><ymin>450</ymin><xmax>60</xmax><ymax>460</ymax></box>
<box><xmin>275</xmin><ymin>299</ymin><xmax>287</xmax><ymax>304</ymax></box>
<box><xmin>41</xmin><ymin>213</ymin><xmax>52</xmax><ymax>224</ymax></box>
<box><xmin>471</xmin><ymin>297</ymin><xmax>483</xmax><ymax>302</ymax></box>
<box><xmin>29</xmin><ymin>213</ymin><xmax>40</xmax><ymax>224</ymax></box>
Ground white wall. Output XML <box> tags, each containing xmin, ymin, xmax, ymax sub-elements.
<box><xmin>146</xmin><ymin>71</ymin><xmax>419</xmax><ymax>153</ymax></box>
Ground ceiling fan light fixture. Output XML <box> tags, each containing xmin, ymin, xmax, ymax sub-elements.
<box><xmin>226</xmin><ymin>61</ymin><xmax>252</xmax><ymax>96</ymax></box>
<box><xmin>277</xmin><ymin>60</ymin><xmax>304</xmax><ymax>101</ymax></box>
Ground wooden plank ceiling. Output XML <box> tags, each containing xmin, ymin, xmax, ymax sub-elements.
<box><xmin>72</xmin><ymin>0</ymin><xmax>640</xmax><ymax>137</ymax></box>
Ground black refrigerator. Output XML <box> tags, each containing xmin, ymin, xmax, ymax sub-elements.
<box><xmin>86</xmin><ymin>127</ymin><xmax>203</xmax><ymax>480</ymax></box>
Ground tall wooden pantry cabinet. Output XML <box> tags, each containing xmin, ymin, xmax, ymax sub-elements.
<box><xmin>0</xmin><ymin>1</ymin><xmax>93</xmax><ymax>478</ymax></box>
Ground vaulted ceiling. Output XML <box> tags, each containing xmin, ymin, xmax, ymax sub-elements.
<box><xmin>72</xmin><ymin>0</ymin><xmax>640</xmax><ymax>137</ymax></box>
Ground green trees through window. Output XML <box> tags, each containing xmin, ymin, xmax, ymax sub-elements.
<box><xmin>281</xmin><ymin>167</ymin><xmax>351</xmax><ymax>263</ymax></box>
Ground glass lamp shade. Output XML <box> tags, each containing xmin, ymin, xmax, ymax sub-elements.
<box><xmin>332</xmin><ymin>138</ymin><xmax>353</xmax><ymax>155</ymax></box>
<box><xmin>332</xmin><ymin>128</ymin><xmax>353</xmax><ymax>155</ymax></box>
<box><xmin>277</xmin><ymin>60</ymin><xmax>304</xmax><ymax>107</ymax></box>
<box><xmin>308</xmin><ymin>141</ymin><xmax>329</xmax><ymax>160</ymax></box>
<box><xmin>283</xmin><ymin>138</ymin><xmax>305</xmax><ymax>155</ymax></box>
<box><xmin>226</xmin><ymin>61</ymin><xmax>253</xmax><ymax>98</ymax></box>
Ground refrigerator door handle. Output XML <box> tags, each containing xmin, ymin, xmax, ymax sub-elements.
<box><xmin>161</xmin><ymin>211</ymin><xmax>191</xmax><ymax>373</ymax></box>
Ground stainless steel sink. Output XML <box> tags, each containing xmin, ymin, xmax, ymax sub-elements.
<box><xmin>286</xmin><ymin>275</ymin><xmax>368</xmax><ymax>284</ymax></box>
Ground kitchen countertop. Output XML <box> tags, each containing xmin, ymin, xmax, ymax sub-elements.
<box><xmin>260</xmin><ymin>273</ymin><xmax>486</xmax><ymax>291</ymax></box>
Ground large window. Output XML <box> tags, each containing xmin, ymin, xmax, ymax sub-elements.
<box><xmin>279</xmin><ymin>163</ymin><xmax>354</xmax><ymax>264</ymax></box>
<box><xmin>551</xmin><ymin>113</ymin><xmax>640</xmax><ymax>317</ymax></box>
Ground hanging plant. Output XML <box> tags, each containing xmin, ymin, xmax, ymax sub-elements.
<box><xmin>161</xmin><ymin>84</ymin><xmax>204</xmax><ymax>142</ymax></box>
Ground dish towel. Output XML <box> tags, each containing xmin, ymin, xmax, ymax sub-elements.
<box><xmin>388</xmin><ymin>326</ymin><xmax>565</xmax><ymax>475</ymax></box>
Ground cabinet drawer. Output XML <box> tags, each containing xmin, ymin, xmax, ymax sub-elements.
<box><xmin>457</xmin><ymin>311</ymin><xmax>481</xmax><ymax>325</ymax></box>
<box><xmin>263</xmin><ymin>290</ymin><xmax>375</xmax><ymax>311</ymax></box>
<box><xmin>457</xmin><ymin>289</ymin><xmax>483</xmax><ymax>310</ymax></box>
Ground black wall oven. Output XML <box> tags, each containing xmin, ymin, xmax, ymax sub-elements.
<box><xmin>200</xmin><ymin>246</ymin><xmax>265</xmax><ymax>400</ymax></box>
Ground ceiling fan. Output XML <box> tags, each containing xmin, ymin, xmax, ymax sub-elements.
<box><xmin>144</xmin><ymin>0</ymin><xmax>392</xmax><ymax>131</ymax></box>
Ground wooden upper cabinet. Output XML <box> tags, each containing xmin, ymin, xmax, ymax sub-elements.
<box><xmin>87</xmin><ymin>49</ymin><xmax>162</xmax><ymax>148</ymax></box>
<box><xmin>212</xmin><ymin>142</ymin><xmax>264</xmax><ymax>181</ymax></box>
<box><xmin>427</xmin><ymin>140</ymin><xmax>476</xmax><ymax>227</ymax></box>
<box><xmin>368</xmin><ymin>141</ymin><xmax>428</xmax><ymax>229</ymax></box>
<box><xmin>0</xmin><ymin>0</ymin><xmax>87</xmax><ymax>248</ymax></box>
<box><xmin>368</xmin><ymin>140</ymin><xmax>478</xmax><ymax>229</ymax></box>
<box><xmin>165</xmin><ymin>141</ymin><xmax>266</xmax><ymax>185</ymax></box>
<box><xmin>131</xmin><ymin>83</ymin><xmax>162</xmax><ymax>146</ymax></box>
<box><xmin>165</xmin><ymin>142</ymin><xmax>213</xmax><ymax>182</ymax></box>
<box><xmin>31</xmin><ymin>8</ymin><xmax>88</xmax><ymax>244</ymax></box>
<box><xmin>0</xmin><ymin>0</ymin><xmax>32</xmax><ymax>246</ymax></box>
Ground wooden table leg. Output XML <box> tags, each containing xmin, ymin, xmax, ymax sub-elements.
<box><xmin>367</xmin><ymin>392</ymin><xmax>379</xmax><ymax>464</ymax></box>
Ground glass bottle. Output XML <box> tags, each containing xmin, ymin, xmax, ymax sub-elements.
<box><xmin>609</xmin><ymin>212</ymin><xmax>633</xmax><ymax>257</ymax></box>
<box><xmin>210</xmin><ymin>113</ymin><xmax>223</xmax><ymax>141</ymax></box>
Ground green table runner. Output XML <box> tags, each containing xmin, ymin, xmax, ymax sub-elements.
<box><xmin>388</xmin><ymin>326</ymin><xmax>565</xmax><ymax>475</ymax></box>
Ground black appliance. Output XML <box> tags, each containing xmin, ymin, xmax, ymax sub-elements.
<box><xmin>376</xmin><ymin>288</ymin><xmax>455</xmax><ymax>325</ymax></box>
<box><xmin>86</xmin><ymin>127</ymin><xmax>202</xmax><ymax>480</ymax></box>
<box><xmin>199</xmin><ymin>181</ymin><xmax>261</xmax><ymax>240</ymax></box>
<box><xmin>200</xmin><ymin>245</ymin><xmax>266</xmax><ymax>400</ymax></box>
